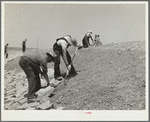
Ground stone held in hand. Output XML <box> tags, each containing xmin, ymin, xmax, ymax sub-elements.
<box><xmin>37</xmin><ymin>100</ymin><xmax>54</xmax><ymax>110</ymax></box>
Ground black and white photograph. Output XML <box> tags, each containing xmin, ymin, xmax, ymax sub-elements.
<box><xmin>1</xmin><ymin>1</ymin><xmax>148</xmax><ymax>121</ymax></box>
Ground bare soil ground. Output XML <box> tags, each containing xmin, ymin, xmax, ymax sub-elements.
<box><xmin>4</xmin><ymin>41</ymin><xmax>146</xmax><ymax>110</ymax></box>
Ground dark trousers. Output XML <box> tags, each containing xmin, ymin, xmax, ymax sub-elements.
<box><xmin>19</xmin><ymin>56</ymin><xmax>41</xmax><ymax>99</ymax></box>
<box><xmin>22</xmin><ymin>46</ymin><xmax>26</xmax><ymax>52</ymax></box>
<box><xmin>5</xmin><ymin>51</ymin><xmax>8</xmax><ymax>58</ymax></box>
<box><xmin>53</xmin><ymin>43</ymin><xmax>76</xmax><ymax>79</ymax></box>
<box><xmin>82</xmin><ymin>37</ymin><xmax>90</xmax><ymax>48</ymax></box>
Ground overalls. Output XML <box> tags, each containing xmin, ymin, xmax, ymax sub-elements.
<box><xmin>82</xmin><ymin>33</ymin><xmax>91</xmax><ymax>48</ymax></box>
<box><xmin>53</xmin><ymin>36</ymin><xmax>76</xmax><ymax>79</ymax></box>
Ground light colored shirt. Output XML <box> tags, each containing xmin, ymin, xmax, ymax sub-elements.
<box><xmin>24</xmin><ymin>51</ymin><xmax>48</xmax><ymax>73</ymax></box>
<box><xmin>57</xmin><ymin>36</ymin><xmax>72</xmax><ymax>50</ymax></box>
<box><xmin>86</xmin><ymin>32</ymin><xmax>92</xmax><ymax>38</ymax></box>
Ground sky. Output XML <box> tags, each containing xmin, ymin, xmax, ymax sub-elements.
<box><xmin>3</xmin><ymin>2</ymin><xmax>146</xmax><ymax>49</ymax></box>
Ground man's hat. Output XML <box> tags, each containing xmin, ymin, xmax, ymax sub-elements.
<box><xmin>70</xmin><ymin>37</ymin><xmax>80</xmax><ymax>47</ymax></box>
<box><xmin>88</xmin><ymin>30</ymin><xmax>92</xmax><ymax>34</ymax></box>
<box><xmin>46</xmin><ymin>53</ymin><xmax>55</xmax><ymax>62</ymax></box>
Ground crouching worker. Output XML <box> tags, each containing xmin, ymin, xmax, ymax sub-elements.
<box><xmin>19</xmin><ymin>51</ymin><xmax>55</xmax><ymax>102</ymax></box>
<box><xmin>53</xmin><ymin>35</ymin><xmax>80</xmax><ymax>81</ymax></box>
<box><xmin>82</xmin><ymin>30</ymin><xmax>94</xmax><ymax>48</ymax></box>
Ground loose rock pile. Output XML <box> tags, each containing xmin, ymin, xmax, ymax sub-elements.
<box><xmin>4</xmin><ymin>68</ymin><xmax>64</xmax><ymax>110</ymax></box>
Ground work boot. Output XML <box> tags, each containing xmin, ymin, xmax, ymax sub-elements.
<box><xmin>56</xmin><ymin>76</ymin><xmax>62</xmax><ymax>81</ymax></box>
<box><xmin>25</xmin><ymin>93</ymin><xmax>38</xmax><ymax>98</ymax></box>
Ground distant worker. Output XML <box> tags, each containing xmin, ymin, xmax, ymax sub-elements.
<box><xmin>94</xmin><ymin>34</ymin><xmax>102</xmax><ymax>46</ymax></box>
<box><xmin>22</xmin><ymin>39</ymin><xmax>27</xmax><ymax>52</ymax></box>
<box><xmin>53</xmin><ymin>35</ymin><xmax>80</xmax><ymax>81</ymax></box>
<box><xmin>4</xmin><ymin>43</ymin><xmax>9</xmax><ymax>58</ymax></box>
<box><xmin>82</xmin><ymin>30</ymin><xmax>94</xmax><ymax>48</ymax></box>
<box><xmin>19</xmin><ymin>51</ymin><xmax>55</xmax><ymax>103</ymax></box>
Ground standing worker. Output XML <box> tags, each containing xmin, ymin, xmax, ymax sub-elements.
<box><xmin>4</xmin><ymin>43</ymin><xmax>9</xmax><ymax>58</ymax></box>
<box><xmin>53</xmin><ymin>35</ymin><xmax>80</xmax><ymax>81</ymax></box>
<box><xmin>82</xmin><ymin>30</ymin><xmax>94</xmax><ymax>48</ymax></box>
<box><xmin>22</xmin><ymin>39</ymin><xmax>27</xmax><ymax>53</ymax></box>
<box><xmin>19</xmin><ymin>51</ymin><xmax>55</xmax><ymax>102</ymax></box>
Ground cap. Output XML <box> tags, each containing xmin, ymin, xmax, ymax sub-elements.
<box><xmin>88</xmin><ymin>30</ymin><xmax>92</xmax><ymax>34</ymax></box>
<box><xmin>46</xmin><ymin>53</ymin><xmax>55</xmax><ymax>62</ymax></box>
<box><xmin>70</xmin><ymin>37</ymin><xmax>79</xmax><ymax>47</ymax></box>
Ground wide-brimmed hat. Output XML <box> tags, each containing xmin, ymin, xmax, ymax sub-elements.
<box><xmin>70</xmin><ymin>37</ymin><xmax>79</xmax><ymax>47</ymax></box>
<box><xmin>46</xmin><ymin>53</ymin><xmax>55</xmax><ymax>62</ymax></box>
<box><xmin>88</xmin><ymin>30</ymin><xmax>92</xmax><ymax>34</ymax></box>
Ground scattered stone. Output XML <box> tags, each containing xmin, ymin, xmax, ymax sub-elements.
<box><xmin>17</xmin><ymin>86</ymin><xmax>28</xmax><ymax>94</ymax></box>
<box><xmin>15</xmin><ymin>95</ymin><xmax>25</xmax><ymax>102</ymax></box>
<box><xmin>9</xmin><ymin>102</ymin><xmax>21</xmax><ymax>110</ymax></box>
<box><xmin>37</xmin><ymin>86</ymin><xmax>54</xmax><ymax>97</ymax></box>
<box><xmin>25</xmin><ymin>108</ymin><xmax>36</xmax><ymax>110</ymax></box>
<box><xmin>56</xmin><ymin>107</ymin><xmax>65</xmax><ymax>110</ymax></box>
<box><xmin>76</xmin><ymin>89</ymin><xmax>79</xmax><ymax>92</ymax></box>
<box><xmin>16</xmin><ymin>104</ymin><xmax>27</xmax><ymax>110</ymax></box>
<box><xmin>139</xmin><ymin>101</ymin><xmax>145</xmax><ymax>109</ymax></box>
<box><xmin>18</xmin><ymin>102</ymin><xmax>40</xmax><ymax>109</ymax></box>
<box><xmin>5</xmin><ymin>101</ymin><xmax>15</xmax><ymax>109</ymax></box>
<box><xmin>40</xmin><ymin>96</ymin><xmax>51</xmax><ymax>104</ymax></box>
<box><xmin>37</xmin><ymin>100</ymin><xmax>54</xmax><ymax>110</ymax></box>
<box><xmin>50</xmin><ymin>79</ymin><xmax>62</xmax><ymax>87</ymax></box>
<box><xmin>6</xmin><ymin>85</ymin><xmax>15</xmax><ymax>91</ymax></box>
<box><xmin>5</xmin><ymin>94</ymin><xmax>16</xmax><ymax>100</ymax></box>
<box><xmin>6</xmin><ymin>97</ymin><xmax>16</xmax><ymax>101</ymax></box>
<box><xmin>6</xmin><ymin>89</ymin><xmax>16</xmax><ymax>96</ymax></box>
<box><xmin>19</xmin><ymin>98</ymin><xmax>27</xmax><ymax>105</ymax></box>
<box><xmin>118</xmin><ymin>50</ymin><xmax>122</xmax><ymax>55</ymax></box>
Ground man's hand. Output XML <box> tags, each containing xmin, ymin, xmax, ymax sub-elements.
<box><xmin>67</xmin><ymin>65</ymin><xmax>71</xmax><ymax>71</ymax></box>
<box><xmin>47</xmin><ymin>82</ymin><xmax>50</xmax><ymax>87</ymax></box>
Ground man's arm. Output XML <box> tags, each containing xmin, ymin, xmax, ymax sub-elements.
<box><xmin>59</xmin><ymin>40</ymin><xmax>70</xmax><ymax>67</ymax></box>
<box><xmin>41</xmin><ymin>72</ymin><xmax>50</xmax><ymax>87</ymax></box>
<box><xmin>62</xmin><ymin>48</ymin><xmax>69</xmax><ymax>67</ymax></box>
<box><xmin>90</xmin><ymin>36</ymin><xmax>94</xmax><ymax>44</ymax></box>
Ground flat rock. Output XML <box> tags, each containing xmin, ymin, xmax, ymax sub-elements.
<box><xmin>15</xmin><ymin>95</ymin><xmax>25</xmax><ymax>102</ymax></box>
<box><xmin>17</xmin><ymin>102</ymin><xmax>40</xmax><ymax>110</ymax></box>
<box><xmin>6</xmin><ymin>97</ymin><xmax>16</xmax><ymax>102</ymax></box>
<box><xmin>15</xmin><ymin>90</ymin><xmax>27</xmax><ymax>98</ymax></box>
<box><xmin>6</xmin><ymin>85</ymin><xmax>15</xmax><ymax>91</ymax></box>
<box><xmin>6</xmin><ymin>89</ymin><xmax>16</xmax><ymax>96</ymax></box>
<box><xmin>139</xmin><ymin>101</ymin><xmax>145</xmax><ymax>109</ymax></box>
<box><xmin>19</xmin><ymin>98</ymin><xmax>27</xmax><ymax>105</ymax></box>
<box><xmin>5</xmin><ymin>101</ymin><xmax>15</xmax><ymax>109</ymax></box>
<box><xmin>50</xmin><ymin>79</ymin><xmax>62</xmax><ymax>87</ymax></box>
<box><xmin>17</xmin><ymin>86</ymin><xmax>28</xmax><ymax>94</ymax></box>
<box><xmin>9</xmin><ymin>102</ymin><xmax>21</xmax><ymax>110</ymax></box>
<box><xmin>40</xmin><ymin>96</ymin><xmax>51</xmax><ymax>104</ymax></box>
<box><xmin>25</xmin><ymin>108</ymin><xmax>36</xmax><ymax>110</ymax></box>
<box><xmin>56</xmin><ymin>107</ymin><xmax>65</xmax><ymax>110</ymax></box>
<box><xmin>36</xmin><ymin>86</ymin><xmax>54</xmax><ymax>97</ymax></box>
<box><xmin>37</xmin><ymin>100</ymin><xmax>54</xmax><ymax>110</ymax></box>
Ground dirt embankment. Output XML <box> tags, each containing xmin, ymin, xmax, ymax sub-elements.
<box><xmin>51</xmin><ymin>41</ymin><xmax>145</xmax><ymax>110</ymax></box>
<box><xmin>4</xmin><ymin>41</ymin><xmax>145</xmax><ymax>110</ymax></box>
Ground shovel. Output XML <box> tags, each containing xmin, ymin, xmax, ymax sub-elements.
<box><xmin>63</xmin><ymin>47</ymin><xmax>78</xmax><ymax>85</ymax></box>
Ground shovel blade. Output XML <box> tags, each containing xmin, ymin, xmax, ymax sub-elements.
<box><xmin>63</xmin><ymin>79</ymin><xmax>67</xmax><ymax>86</ymax></box>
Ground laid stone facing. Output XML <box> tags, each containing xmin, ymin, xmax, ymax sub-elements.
<box><xmin>37</xmin><ymin>100</ymin><xmax>54</xmax><ymax>110</ymax></box>
<box><xmin>4</xmin><ymin>69</ymin><xmax>64</xmax><ymax>110</ymax></box>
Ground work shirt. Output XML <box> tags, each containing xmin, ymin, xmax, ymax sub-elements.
<box><xmin>23</xmin><ymin>51</ymin><xmax>48</xmax><ymax>74</ymax></box>
<box><xmin>5</xmin><ymin>45</ymin><xmax>8</xmax><ymax>53</ymax></box>
<box><xmin>56</xmin><ymin>36</ymin><xmax>72</xmax><ymax>51</ymax></box>
<box><xmin>86</xmin><ymin>32</ymin><xmax>92</xmax><ymax>38</ymax></box>
<box><xmin>22</xmin><ymin>41</ymin><xmax>26</xmax><ymax>47</ymax></box>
